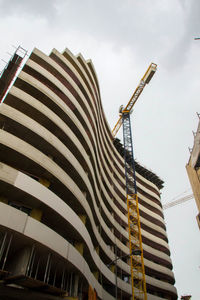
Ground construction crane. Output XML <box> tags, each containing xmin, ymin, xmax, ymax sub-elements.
<box><xmin>112</xmin><ymin>63</ymin><xmax>157</xmax><ymax>300</ymax></box>
<box><xmin>163</xmin><ymin>194</ymin><xmax>194</xmax><ymax>210</ymax></box>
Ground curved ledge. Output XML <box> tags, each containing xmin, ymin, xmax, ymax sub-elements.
<box><xmin>0</xmin><ymin>46</ymin><xmax>177</xmax><ymax>299</ymax></box>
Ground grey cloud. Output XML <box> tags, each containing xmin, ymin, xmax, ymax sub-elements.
<box><xmin>185</xmin><ymin>0</ymin><xmax>200</xmax><ymax>37</ymax></box>
<box><xmin>0</xmin><ymin>0</ymin><xmax>180</xmax><ymax>55</ymax></box>
<box><xmin>0</xmin><ymin>0</ymin><xmax>60</xmax><ymax>18</ymax></box>
<box><xmin>53</xmin><ymin>1</ymin><xmax>178</xmax><ymax>59</ymax></box>
<box><xmin>162</xmin><ymin>0</ymin><xmax>200</xmax><ymax>71</ymax></box>
<box><xmin>54</xmin><ymin>0</ymin><xmax>199</xmax><ymax>69</ymax></box>
<box><xmin>0</xmin><ymin>0</ymin><xmax>199</xmax><ymax>71</ymax></box>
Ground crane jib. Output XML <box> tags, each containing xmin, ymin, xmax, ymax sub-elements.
<box><xmin>112</xmin><ymin>63</ymin><xmax>157</xmax><ymax>137</ymax></box>
<box><xmin>125</xmin><ymin>81</ymin><xmax>145</xmax><ymax>112</ymax></box>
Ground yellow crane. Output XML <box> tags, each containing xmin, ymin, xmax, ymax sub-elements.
<box><xmin>112</xmin><ymin>63</ymin><xmax>157</xmax><ymax>137</ymax></box>
<box><xmin>112</xmin><ymin>63</ymin><xmax>157</xmax><ymax>300</ymax></box>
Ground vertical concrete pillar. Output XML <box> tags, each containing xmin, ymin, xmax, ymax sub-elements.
<box><xmin>74</xmin><ymin>242</ymin><xmax>84</xmax><ymax>256</ymax></box>
<box><xmin>95</xmin><ymin>246</ymin><xmax>99</xmax><ymax>255</ymax></box>
<box><xmin>79</xmin><ymin>214</ymin><xmax>87</xmax><ymax>225</ymax></box>
<box><xmin>110</xmin><ymin>264</ymin><xmax>115</xmax><ymax>273</ymax></box>
<box><xmin>93</xmin><ymin>271</ymin><xmax>99</xmax><ymax>281</ymax></box>
<box><xmin>0</xmin><ymin>196</ymin><xmax>8</xmax><ymax>204</ymax></box>
<box><xmin>73</xmin><ymin>274</ymin><xmax>79</xmax><ymax>297</ymax></box>
<box><xmin>39</xmin><ymin>178</ymin><xmax>50</xmax><ymax>188</ymax></box>
<box><xmin>74</xmin><ymin>215</ymin><xmax>87</xmax><ymax>256</ymax></box>
<box><xmin>7</xmin><ymin>246</ymin><xmax>31</xmax><ymax>276</ymax></box>
<box><xmin>30</xmin><ymin>208</ymin><xmax>43</xmax><ymax>221</ymax></box>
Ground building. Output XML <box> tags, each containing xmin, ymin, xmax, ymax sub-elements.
<box><xmin>186</xmin><ymin>115</ymin><xmax>200</xmax><ymax>229</ymax></box>
<box><xmin>0</xmin><ymin>47</ymin><xmax>177</xmax><ymax>299</ymax></box>
<box><xmin>181</xmin><ymin>296</ymin><xmax>192</xmax><ymax>300</ymax></box>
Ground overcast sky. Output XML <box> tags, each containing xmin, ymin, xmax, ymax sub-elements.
<box><xmin>0</xmin><ymin>0</ymin><xmax>199</xmax><ymax>299</ymax></box>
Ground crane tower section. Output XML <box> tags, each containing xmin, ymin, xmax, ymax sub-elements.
<box><xmin>113</xmin><ymin>63</ymin><xmax>157</xmax><ymax>300</ymax></box>
<box><xmin>123</xmin><ymin>112</ymin><xmax>147</xmax><ymax>299</ymax></box>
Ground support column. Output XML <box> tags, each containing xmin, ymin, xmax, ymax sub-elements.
<box><xmin>93</xmin><ymin>271</ymin><xmax>99</xmax><ymax>281</ymax></box>
<box><xmin>39</xmin><ymin>178</ymin><xmax>50</xmax><ymax>188</ymax></box>
<box><xmin>0</xmin><ymin>196</ymin><xmax>8</xmax><ymax>204</ymax></box>
<box><xmin>79</xmin><ymin>214</ymin><xmax>87</xmax><ymax>225</ymax></box>
<box><xmin>30</xmin><ymin>208</ymin><xmax>42</xmax><ymax>221</ymax></box>
<box><xmin>74</xmin><ymin>242</ymin><xmax>84</xmax><ymax>256</ymax></box>
<box><xmin>74</xmin><ymin>214</ymin><xmax>87</xmax><ymax>256</ymax></box>
<box><xmin>73</xmin><ymin>274</ymin><xmax>79</xmax><ymax>297</ymax></box>
<box><xmin>95</xmin><ymin>246</ymin><xmax>99</xmax><ymax>255</ymax></box>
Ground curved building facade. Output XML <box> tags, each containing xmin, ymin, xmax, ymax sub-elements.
<box><xmin>0</xmin><ymin>47</ymin><xmax>177</xmax><ymax>300</ymax></box>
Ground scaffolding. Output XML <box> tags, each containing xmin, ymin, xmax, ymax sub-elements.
<box><xmin>0</xmin><ymin>230</ymin><xmax>85</xmax><ymax>298</ymax></box>
<box><xmin>0</xmin><ymin>45</ymin><xmax>27</xmax><ymax>103</ymax></box>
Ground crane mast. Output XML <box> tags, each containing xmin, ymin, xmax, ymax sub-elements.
<box><xmin>113</xmin><ymin>63</ymin><xmax>157</xmax><ymax>300</ymax></box>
